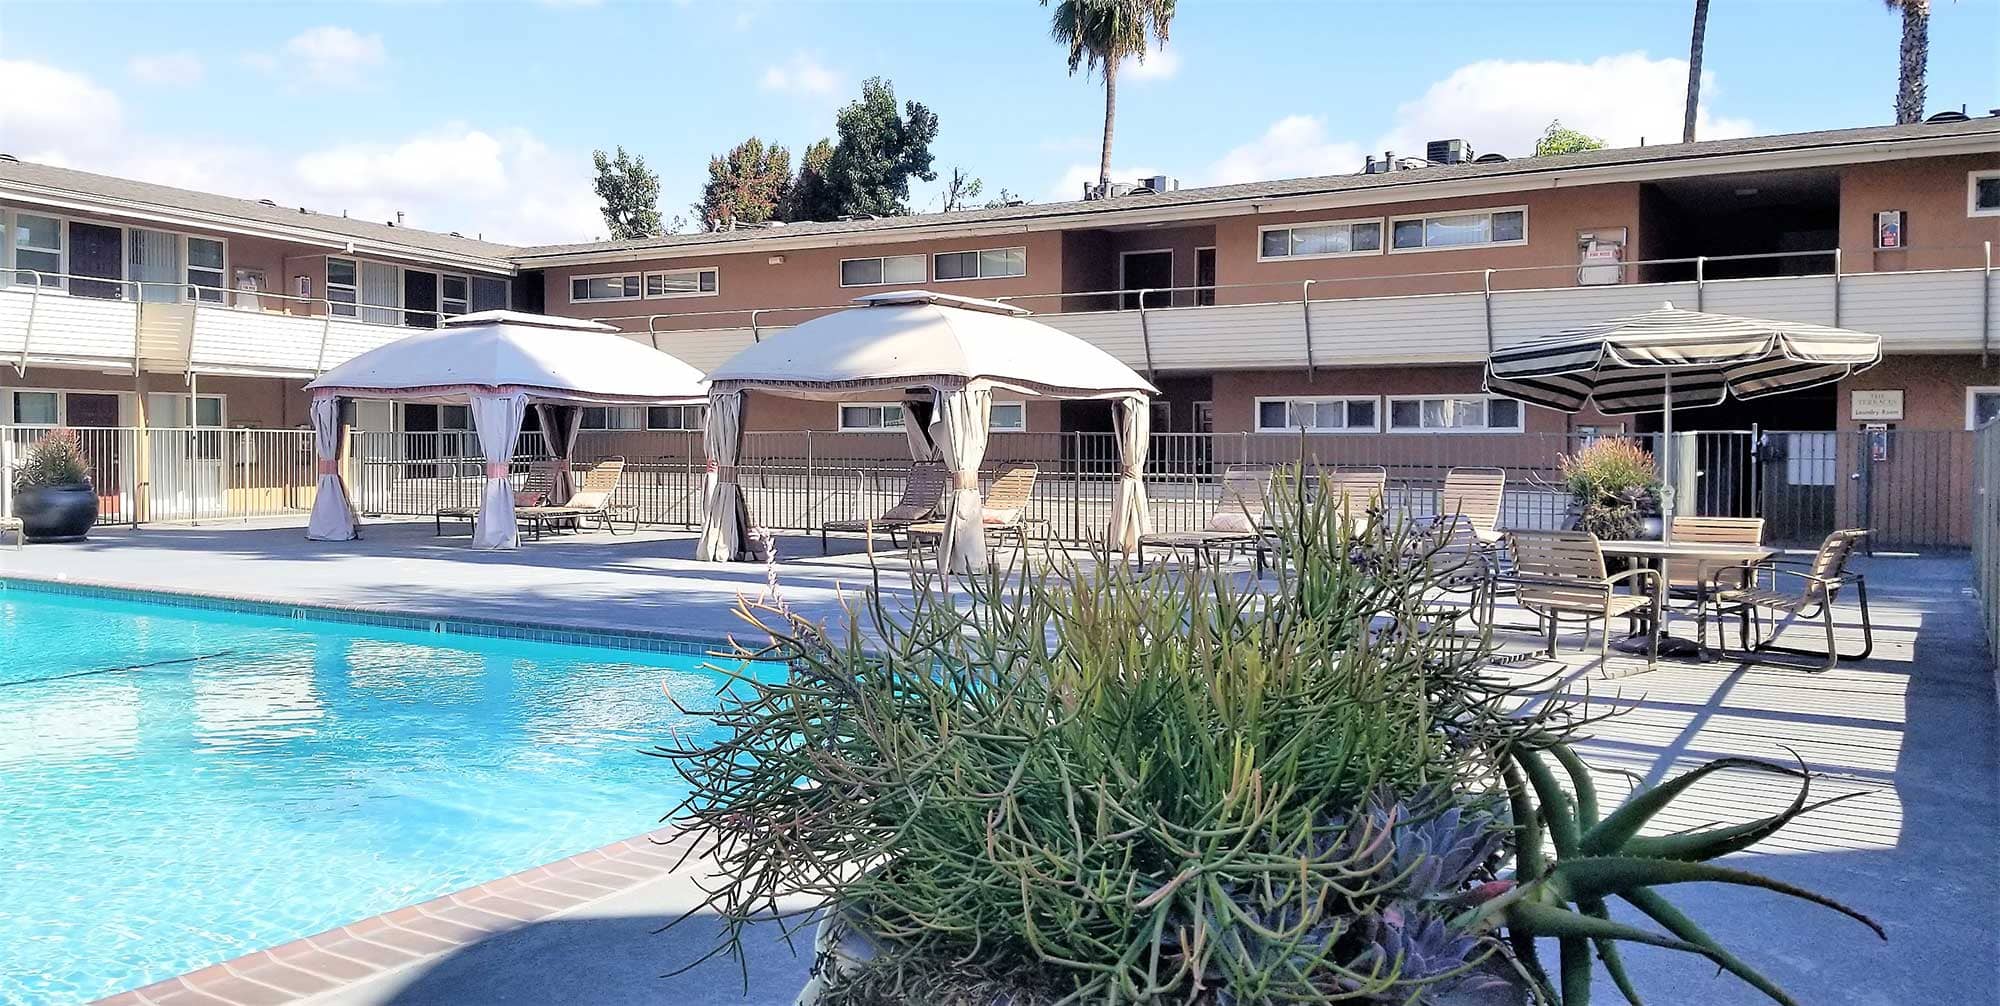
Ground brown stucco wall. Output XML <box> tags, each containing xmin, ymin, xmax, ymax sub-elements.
<box><xmin>1838</xmin><ymin>153</ymin><xmax>2000</xmax><ymax>273</ymax></box>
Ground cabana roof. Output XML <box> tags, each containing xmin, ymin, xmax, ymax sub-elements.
<box><xmin>705</xmin><ymin>291</ymin><xmax>1157</xmax><ymax>400</ymax></box>
<box><xmin>306</xmin><ymin>310</ymin><xmax>707</xmax><ymax>405</ymax></box>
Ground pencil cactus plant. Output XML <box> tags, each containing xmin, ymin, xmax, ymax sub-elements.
<box><xmin>653</xmin><ymin>466</ymin><xmax>1880</xmax><ymax>1005</ymax></box>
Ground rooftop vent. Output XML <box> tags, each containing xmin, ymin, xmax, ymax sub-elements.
<box><xmin>1926</xmin><ymin>110</ymin><xmax>1971</xmax><ymax>123</ymax></box>
<box><xmin>1473</xmin><ymin>152</ymin><xmax>1509</xmax><ymax>164</ymax></box>
<box><xmin>258</xmin><ymin>198</ymin><xmax>278</xmax><ymax>207</ymax></box>
<box><xmin>0</xmin><ymin>153</ymin><xmax>19</xmax><ymax>163</ymax></box>
<box><xmin>1426</xmin><ymin>138</ymin><xmax>1475</xmax><ymax>165</ymax></box>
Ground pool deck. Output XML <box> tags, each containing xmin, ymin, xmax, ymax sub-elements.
<box><xmin>7</xmin><ymin>517</ymin><xmax>1992</xmax><ymax>1006</ymax></box>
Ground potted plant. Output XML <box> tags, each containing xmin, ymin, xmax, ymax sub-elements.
<box><xmin>13</xmin><ymin>430</ymin><xmax>97</xmax><ymax>542</ymax></box>
<box><xmin>1559</xmin><ymin>436</ymin><xmax>1663</xmax><ymax>541</ymax></box>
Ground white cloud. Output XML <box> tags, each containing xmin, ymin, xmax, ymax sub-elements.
<box><xmin>1376</xmin><ymin>52</ymin><xmax>1755</xmax><ymax>158</ymax></box>
<box><xmin>127</xmin><ymin>51</ymin><xmax>204</xmax><ymax>86</ymax></box>
<box><xmin>1124</xmin><ymin>44</ymin><xmax>1180</xmax><ymax>82</ymax></box>
<box><xmin>0</xmin><ymin>59</ymin><xmax>124</xmax><ymax>163</ymax></box>
<box><xmin>1208</xmin><ymin>115</ymin><xmax>1364</xmax><ymax>185</ymax></box>
<box><xmin>275</xmin><ymin>26</ymin><xmax>387</xmax><ymax>86</ymax></box>
<box><xmin>759</xmin><ymin>54</ymin><xmax>840</xmax><ymax>97</ymax></box>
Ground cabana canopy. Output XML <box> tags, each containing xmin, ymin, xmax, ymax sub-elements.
<box><xmin>699</xmin><ymin>291</ymin><xmax>1157</xmax><ymax>573</ymax></box>
<box><xmin>303</xmin><ymin>310</ymin><xmax>707</xmax><ymax>548</ymax></box>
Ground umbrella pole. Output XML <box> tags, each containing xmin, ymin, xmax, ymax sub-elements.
<box><xmin>1661</xmin><ymin>370</ymin><xmax>1674</xmax><ymax>541</ymax></box>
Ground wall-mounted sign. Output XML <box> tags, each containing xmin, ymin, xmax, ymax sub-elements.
<box><xmin>1851</xmin><ymin>389</ymin><xmax>1904</xmax><ymax>421</ymax></box>
<box><xmin>1875</xmin><ymin>210</ymin><xmax>1906</xmax><ymax>250</ymax></box>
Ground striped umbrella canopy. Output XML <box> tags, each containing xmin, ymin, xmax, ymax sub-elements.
<box><xmin>1484</xmin><ymin>303</ymin><xmax>1881</xmax><ymax>415</ymax></box>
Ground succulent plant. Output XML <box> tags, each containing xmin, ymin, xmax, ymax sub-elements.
<box><xmin>12</xmin><ymin>430</ymin><xmax>91</xmax><ymax>491</ymax></box>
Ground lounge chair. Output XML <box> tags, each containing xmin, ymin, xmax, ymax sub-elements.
<box><xmin>1137</xmin><ymin>465</ymin><xmax>1271</xmax><ymax>566</ymax></box>
<box><xmin>1704</xmin><ymin>528</ymin><xmax>1873</xmax><ymax>672</ymax></box>
<box><xmin>1510</xmin><ymin>528</ymin><xmax>1662</xmax><ymax>669</ymax></box>
<box><xmin>434</xmin><ymin>463</ymin><xmax>558</xmax><ymax>537</ymax></box>
<box><xmin>908</xmin><ymin>462</ymin><xmax>1041</xmax><ymax>555</ymax></box>
<box><xmin>1438</xmin><ymin>467</ymin><xmax>1507</xmax><ymax>544</ymax></box>
<box><xmin>1323</xmin><ymin>466</ymin><xmax>1387</xmax><ymax>532</ymax></box>
<box><xmin>517</xmin><ymin>458</ymin><xmax>632</xmax><ymax>538</ymax></box>
<box><xmin>820</xmin><ymin>461</ymin><xmax>948</xmax><ymax>555</ymax></box>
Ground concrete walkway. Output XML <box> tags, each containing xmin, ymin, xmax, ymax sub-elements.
<box><xmin>10</xmin><ymin>519</ymin><xmax>1992</xmax><ymax>1005</ymax></box>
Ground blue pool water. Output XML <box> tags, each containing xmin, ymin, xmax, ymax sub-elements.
<box><xmin>0</xmin><ymin>587</ymin><xmax>775</xmax><ymax>1004</ymax></box>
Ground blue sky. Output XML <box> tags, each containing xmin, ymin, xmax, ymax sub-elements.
<box><xmin>4</xmin><ymin>0</ymin><xmax>1995</xmax><ymax>246</ymax></box>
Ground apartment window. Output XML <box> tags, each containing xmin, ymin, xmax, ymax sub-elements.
<box><xmin>326</xmin><ymin>256</ymin><xmax>359</xmax><ymax>318</ymax></box>
<box><xmin>11</xmin><ymin>213</ymin><xmax>62</xmax><ymax>287</ymax></box>
<box><xmin>582</xmin><ymin>406</ymin><xmax>644</xmax><ymax>430</ymax></box>
<box><xmin>1255</xmin><ymin>396</ymin><xmax>1379</xmax><ymax>432</ymax></box>
<box><xmin>1387</xmin><ymin>395</ymin><xmax>1522</xmax><ymax>432</ymax></box>
<box><xmin>839</xmin><ymin>403</ymin><xmax>905</xmax><ymax>432</ymax></box>
<box><xmin>570</xmin><ymin>273</ymin><xmax>642</xmax><ymax>302</ymax></box>
<box><xmin>360</xmin><ymin>261</ymin><xmax>400</xmax><ymax>325</ymax></box>
<box><xmin>11</xmin><ymin>391</ymin><xmax>59</xmax><ymax>425</ymax></box>
<box><xmin>1966</xmin><ymin>388</ymin><xmax>2000</xmax><ymax>430</ymax></box>
<box><xmin>187</xmin><ymin>237</ymin><xmax>225</xmax><ymax>303</ymax></box>
<box><xmin>646</xmin><ymin>404</ymin><xmax>706</xmax><ymax>431</ymax></box>
<box><xmin>128</xmin><ymin>228</ymin><xmax>181</xmax><ymax>303</ymax></box>
<box><xmin>1389</xmin><ymin>207</ymin><xmax>1527</xmax><ymax>252</ymax></box>
<box><xmin>839</xmin><ymin>254</ymin><xmax>926</xmax><ymax>287</ymax></box>
<box><xmin>990</xmin><ymin>403</ymin><xmax>1026</xmax><ymax>432</ymax></box>
<box><xmin>644</xmin><ymin>267</ymin><xmax>719</xmax><ymax>298</ymax></box>
<box><xmin>440</xmin><ymin>274</ymin><xmax>470</xmax><ymax>318</ymax></box>
<box><xmin>1971</xmin><ymin>171</ymin><xmax>2000</xmax><ymax>218</ymax></box>
<box><xmin>403</xmin><ymin>269</ymin><xmax>439</xmax><ymax>328</ymax></box>
<box><xmin>470</xmin><ymin>275</ymin><xmax>510</xmax><ymax>312</ymax></box>
<box><xmin>1258</xmin><ymin>219</ymin><xmax>1383</xmax><ymax>260</ymax></box>
<box><xmin>933</xmin><ymin>246</ymin><xmax>1026</xmax><ymax>281</ymax></box>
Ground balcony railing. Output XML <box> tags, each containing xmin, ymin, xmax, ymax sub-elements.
<box><xmin>2</xmin><ymin>244</ymin><xmax>1995</xmax><ymax>381</ymax></box>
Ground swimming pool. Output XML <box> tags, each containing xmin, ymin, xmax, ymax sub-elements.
<box><xmin>0</xmin><ymin>584</ymin><xmax>774</xmax><ymax>1004</ymax></box>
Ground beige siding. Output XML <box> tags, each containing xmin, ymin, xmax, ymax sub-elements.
<box><xmin>0</xmin><ymin>288</ymin><xmax>136</xmax><ymax>366</ymax></box>
<box><xmin>1313</xmin><ymin>293</ymin><xmax>1486</xmax><ymax>365</ymax></box>
<box><xmin>1839</xmin><ymin>270</ymin><xmax>1990</xmax><ymax>351</ymax></box>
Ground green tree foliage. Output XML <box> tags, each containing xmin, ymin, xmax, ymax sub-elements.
<box><xmin>786</xmin><ymin>78</ymin><xmax>941</xmax><ymax>221</ymax></box>
<box><xmin>590</xmin><ymin>146</ymin><xmax>663</xmax><ymax>240</ymax></box>
<box><xmin>1534</xmin><ymin>120</ymin><xmax>1608</xmax><ymax>157</ymax></box>
<box><xmin>695</xmin><ymin>138</ymin><xmax>793</xmax><ymax>231</ymax></box>
<box><xmin>782</xmin><ymin>138</ymin><xmax>837</xmax><ymax>222</ymax></box>
<box><xmin>1045</xmin><ymin>0</ymin><xmax>1175</xmax><ymax>194</ymax></box>
<box><xmin>940</xmin><ymin>167</ymin><xmax>984</xmax><ymax>212</ymax></box>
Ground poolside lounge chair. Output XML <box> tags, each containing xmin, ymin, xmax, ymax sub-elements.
<box><xmin>1438</xmin><ymin>467</ymin><xmax>1508</xmax><ymax>544</ymax></box>
<box><xmin>820</xmin><ymin>461</ymin><xmax>948</xmax><ymax>555</ymax></box>
<box><xmin>517</xmin><ymin>458</ymin><xmax>632</xmax><ymax>538</ymax></box>
<box><xmin>434</xmin><ymin>463</ymin><xmax>559</xmax><ymax>537</ymax></box>
<box><xmin>1510</xmin><ymin>528</ymin><xmax>1662</xmax><ymax>668</ymax></box>
<box><xmin>1137</xmin><ymin>465</ymin><xmax>1271</xmax><ymax>566</ymax></box>
<box><xmin>1323</xmin><ymin>466</ymin><xmax>1388</xmax><ymax>531</ymax></box>
<box><xmin>1705</xmin><ymin>528</ymin><xmax>1873</xmax><ymax>672</ymax></box>
<box><xmin>908</xmin><ymin>462</ymin><xmax>1041</xmax><ymax>555</ymax></box>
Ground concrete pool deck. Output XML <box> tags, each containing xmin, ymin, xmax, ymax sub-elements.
<box><xmin>8</xmin><ymin>517</ymin><xmax>1990</xmax><ymax>1005</ymax></box>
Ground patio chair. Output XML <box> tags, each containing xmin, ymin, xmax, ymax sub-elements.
<box><xmin>1510</xmin><ymin>528</ymin><xmax>1662</xmax><ymax>668</ymax></box>
<box><xmin>1662</xmin><ymin>516</ymin><xmax>1766</xmax><ymax>598</ymax></box>
<box><xmin>908</xmin><ymin>462</ymin><xmax>1042</xmax><ymax>556</ymax></box>
<box><xmin>1137</xmin><ymin>465</ymin><xmax>1271</xmax><ymax>566</ymax></box>
<box><xmin>1703</xmin><ymin>528</ymin><xmax>1873</xmax><ymax>672</ymax></box>
<box><xmin>517</xmin><ymin>458</ymin><xmax>632</xmax><ymax>538</ymax></box>
<box><xmin>820</xmin><ymin>461</ymin><xmax>948</xmax><ymax>555</ymax></box>
<box><xmin>434</xmin><ymin>463</ymin><xmax>559</xmax><ymax>537</ymax></box>
<box><xmin>1417</xmin><ymin>514</ymin><xmax>1505</xmax><ymax>625</ymax></box>
<box><xmin>1323</xmin><ymin>466</ymin><xmax>1388</xmax><ymax>531</ymax></box>
<box><xmin>1438</xmin><ymin>467</ymin><xmax>1508</xmax><ymax>544</ymax></box>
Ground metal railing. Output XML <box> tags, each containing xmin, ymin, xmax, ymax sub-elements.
<box><xmin>345</xmin><ymin>427</ymin><xmax>1973</xmax><ymax>551</ymax></box>
<box><xmin>1974</xmin><ymin>420</ymin><xmax>2000</xmax><ymax>665</ymax></box>
<box><xmin>0</xmin><ymin>425</ymin><xmax>319</xmax><ymax>525</ymax></box>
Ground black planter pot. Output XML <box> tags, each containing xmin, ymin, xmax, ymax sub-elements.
<box><xmin>17</xmin><ymin>483</ymin><xmax>97</xmax><ymax>542</ymax></box>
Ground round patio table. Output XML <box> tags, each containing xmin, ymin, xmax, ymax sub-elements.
<box><xmin>1597</xmin><ymin>539</ymin><xmax>1777</xmax><ymax>660</ymax></box>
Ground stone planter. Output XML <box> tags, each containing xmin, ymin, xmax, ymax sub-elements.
<box><xmin>17</xmin><ymin>483</ymin><xmax>97</xmax><ymax>542</ymax></box>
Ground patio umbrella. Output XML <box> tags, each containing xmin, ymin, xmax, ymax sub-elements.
<box><xmin>1484</xmin><ymin>302</ymin><xmax>1881</xmax><ymax>535</ymax></box>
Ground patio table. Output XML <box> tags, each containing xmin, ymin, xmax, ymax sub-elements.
<box><xmin>1598</xmin><ymin>539</ymin><xmax>1777</xmax><ymax>660</ymax></box>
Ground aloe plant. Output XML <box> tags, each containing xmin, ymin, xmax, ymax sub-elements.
<box><xmin>1461</xmin><ymin>747</ymin><xmax>1884</xmax><ymax>1005</ymax></box>
<box><xmin>12</xmin><ymin>430</ymin><xmax>90</xmax><ymax>492</ymax></box>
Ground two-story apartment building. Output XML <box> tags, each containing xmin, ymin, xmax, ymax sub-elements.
<box><xmin>3</xmin><ymin>114</ymin><xmax>1998</xmax><ymax>532</ymax></box>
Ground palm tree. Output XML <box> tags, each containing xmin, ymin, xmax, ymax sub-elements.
<box><xmin>1682</xmin><ymin>0</ymin><xmax>1710</xmax><ymax>143</ymax></box>
<box><xmin>1044</xmin><ymin>0</ymin><xmax>1175</xmax><ymax>197</ymax></box>
<box><xmin>1885</xmin><ymin>0</ymin><xmax>1930</xmax><ymax>124</ymax></box>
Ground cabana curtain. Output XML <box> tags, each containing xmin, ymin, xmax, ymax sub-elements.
<box><xmin>902</xmin><ymin>395</ymin><xmax>939</xmax><ymax>461</ymax></box>
<box><xmin>536</xmin><ymin>403</ymin><xmax>586</xmax><ymax>502</ymax></box>
<box><xmin>470</xmin><ymin>391</ymin><xmax>530</xmax><ymax>549</ymax></box>
<box><xmin>306</xmin><ymin>397</ymin><xmax>355</xmax><ymax>541</ymax></box>
<box><xmin>933</xmin><ymin>384</ymin><xmax>993</xmax><ymax>575</ymax></box>
<box><xmin>697</xmin><ymin>391</ymin><xmax>746</xmax><ymax>561</ymax></box>
<box><xmin>1108</xmin><ymin>396</ymin><xmax>1152</xmax><ymax>551</ymax></box>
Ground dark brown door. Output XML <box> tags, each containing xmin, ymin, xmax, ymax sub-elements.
<box><xmin>68</xmin><ymin>222</ymin><xmax>124</xmax><ymax>299</ymax></box>
<box><xmin>64</xmin><ymin>394</ymin><xmax>122</xmax><ymax>511</ymax></box>
<box><xmin>1196</xmin><ymin>248</ymin><xmax>1216</xmax><ymax>306</ymax></box>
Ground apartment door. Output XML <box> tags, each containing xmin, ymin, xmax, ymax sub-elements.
<box><xmin>66</xmin><ymin>393</ymin><xmax>124</xmax><ymax>516</ymax></box>
<box><xmin>68</xmin><ymin>222</ymin><xmax>124</xmax><ymax>300</ymax></box>
<box><xmin>1195</xmin><ymin>248</ymin><xmax>1217</xmax><ymax>306</ymax></box>
<box><xmin>1120</xmin><ymin>251</ymin><xmax>1173</xmax><ymax>309</ymax></box>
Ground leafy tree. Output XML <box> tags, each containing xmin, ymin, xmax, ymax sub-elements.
<box><xmin>983</xmin><ymin>188</ymin><xmax>1027</xmax><ymax>209</ymax></box>
<box><xmin>782</xmin><ymin>138</ymin><xmax>837</xmax><ymax>222</ymax></box>
<box><xmin>941</xmin><ymin>167</ymin><xmax>984</xmax><ymax>212</ymax></box>
<box><xmin>695</xmin><ymin>138</ymin><xmax>793</xmax><ymax>231</ymax></box>
<box><xmin>1885</xmin><ymin>0</ymin><xmax>1930</xmax><ymax>124</ymax></box>
<box><xmin>1534</xmin><ymin>120</ymin><xmax>1607</xmax><ymax>157</ymax></box>
<box><xmin>590</xmin><ymin>146</ymin><xmax>663</xmax><ymax>240</ymax></box>
<box><xmin>1045</xmin><ymin>0</ymin><xmax>1175</xmax><ymax>197</ymax></box>
<box><xmin>1682</xmin><ymin>0</ymin><xmax>1710</xmax><ymax>142</ymax></box>
<box><xmin>793</xmin><ymin>77</ymin><xmax>940</xmax><ymax>220</ymax></box>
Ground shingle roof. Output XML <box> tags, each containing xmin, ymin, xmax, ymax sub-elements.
<box><xmin>0</xmin><ymin>157</ymin><xmax>520</xmax><ymax>265</ymax></box>
<box><xmin>513</xmin><ymin>116</ymin><xmax>2000</xmax><ymax>260</ymax></box>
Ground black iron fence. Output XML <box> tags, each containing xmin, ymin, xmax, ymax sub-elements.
<box><xmin>345</xmin><ymin>428</ymin><xmax>1973</xmax><ymax>551</ymax></box>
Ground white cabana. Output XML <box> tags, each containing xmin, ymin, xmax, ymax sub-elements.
<box><xmin>699</xmin><ymin>291</ymin><xmax>1157</xmax><ymax>574</ymax></box>
<box><xmin>303</xmin><ymin>310</ymin><xmax>708</xmax><ymax>549</ymax></box>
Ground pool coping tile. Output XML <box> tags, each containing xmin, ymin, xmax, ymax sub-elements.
<box><xmin>96</xmin><ymin>826</ymin><xmax>696</xmax><ymax>1005</ymax></box>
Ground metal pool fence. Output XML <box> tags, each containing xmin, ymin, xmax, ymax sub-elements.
<box><xmin>343</xmin><ymin>427</ymin><xmax>1972</xmax><ymax>551</ymax></box>
<box><xmin>1973</xmin><ymin>421</ymin><xmax>2000</xmax><ymax>666</ymax></box>
<box><xmin>0</xmin><ymin>426</ymin><xmax>320</xmax><ymax>525</ymax></box>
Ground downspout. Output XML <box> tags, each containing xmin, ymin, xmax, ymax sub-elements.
<box><xmin>1481</xmin><ymin>269</ymin><xmax>1495</xmax><ymax>358</ymax></box>
<box><xmin>1136</xmin><ymin>291</ymin><xmax>1157</xmax><ymax>382</ymax></box>
<box><xmin>749</xmin><ymin>308</ymin><xmax>765</xmax><ymax>343</ymax></box>
<box><xmin>1984</xmin><ymin>241</ymin><xmax>1992</xmax><ymax>369</ymax></box>
<box><xmin>1694</xmin><ymin>255</ymin><xmax>1706</xmax><ymax>311</ymax></box>
<box><xmin>1831</xmin><ymin>247</ymin><xmax>1843</xmax><ymax>328</ymax></box>
<box><xmin>647</xmin><ymin>314</ymin><xmax>665</xmax><ymax>351</ymax></box>
<box><xmin>1300</xmin><ymin>280</ymin><xmax>1317</xmax><ymax>382</ymax></box>
<box><xmin>16</xmin><ymin>270</ymin><xmax>40</xmax><ymax>376</ymax></box>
